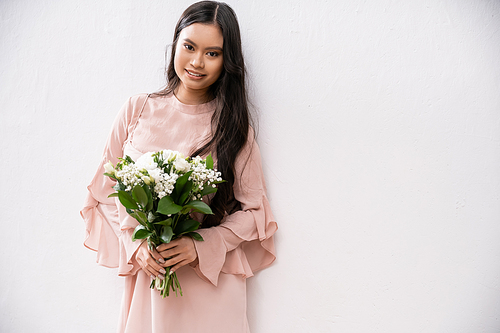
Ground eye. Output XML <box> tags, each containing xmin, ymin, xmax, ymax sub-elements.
<box><xmin>184</xmin><ymin>44</ymin><xmax>194</xmax><ymax>51</ymax></box>
<box><xmin>207</xmin><ymin>51</ymin><xmax>219</xmax><ymax>57</ymax></box>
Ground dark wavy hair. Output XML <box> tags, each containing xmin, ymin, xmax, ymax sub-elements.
<box><xmin>154</xmin><ymin>1</ymin><xmax>252</xmax><ymax>227</ymax></box>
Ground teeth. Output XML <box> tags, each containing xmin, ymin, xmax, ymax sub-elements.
<box><xmin>187</xmin><ymin>70</ymin><xmax>203</xmax><ymax>77</ymax></box>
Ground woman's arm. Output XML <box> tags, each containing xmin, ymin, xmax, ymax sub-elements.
<box><xmin>189</xmin><ymin>135</ymin><xmax>278</xmax><ymax>286</ymax></box>
<box><xmin>81</xmin><ymin>95</ymin><xmax>147</xmax><ymax>273</ymax></box>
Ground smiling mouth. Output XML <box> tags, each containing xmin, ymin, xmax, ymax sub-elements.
<box><xmin>185</xmin><ymin>69</ymin><xmax>205</xmax><ymax>77</ymax></box>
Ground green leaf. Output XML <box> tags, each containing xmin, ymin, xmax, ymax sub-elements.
<box><xmin>178</xmin><ymin>180</ymin><xmax>193</xmax><ymax>205</ymax></box>
<box><xmin>200</xmin><ymin>186</ymin><xmax>217</xmax><ymax>197</ymax></box>
<box><xmin>132</xmin><ymin>225</ymin><xmax>152</xmax><ymax>241</ymax></box>
<box><xmin>107</xmin><ymin>192</ymin><xmax>119</xmax><ymax>198</ymax></box>
<box><xmin>174</xmin><ymin>219</ymin><xmax>200</xmax><ymax>235</ymax></box>
<box><xmin>160</xmin><ymin>226</ymin><xmax>174</xmax><ymax>243</ymax></box>
<box><xmin>130</xmin><ymin>211</ymin><xmax>148</xmax><ymax>226</ymax></box>
<box><xmin>143</xmin><ymin>184</ymin><xmax>153</xmax><ymax>211</ymax></box>
<box><xmin>132</xmin><ymin>185</ymin><xmax>148</xmax><ymax>208</ymax></box>
<box><xmin>123</xmin><ymin>155</ymin><xmax>134</xmax><ymax>164</ymax></box>
<box><xmin>155</xmin><ymin>218</ymin><xmax>173</xmax><ymax>227</ymax></box>
<box><xmin>103</xmin><ymin>173</ymin><xmax>117</xmax><ymax>180</ymax></box>
<box><xmin>157</xmin><ymin>196</ymin><xmax>182</xmax><ymax>215</ymax></box>
<box><xmin>172</xmin><ymin>171</ymin><xmax>193</xmax><ymax>202</ymax></box>
<box><xmin>118</xmin><ymin>191</ymin><xmax>139</xmax><ymax>210</ymax></box>
<box><xmin>187</xmin><ymin>232</ymin><xmax>204</xmax><ymax>241</ymax></box>
<box><xmin>206</xmin><ymin>154</ymin><xmax>214</xmax><ymax>170</ymax></box>
<box><xmin>183</xmin><ymin>200</ymin><xmax>213</xmax><ymax>214</ymax></box>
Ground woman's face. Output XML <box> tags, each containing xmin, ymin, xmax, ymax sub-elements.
<box><xmin>174</xmin><ymin>23</ymin><xmax>224</xmax><ymax>103</ymax></box>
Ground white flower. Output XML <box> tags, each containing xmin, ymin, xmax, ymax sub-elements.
<box><xmin>148</xmin><ymin>168</ymin><xmax>162</xmax><ymax>183</ymax></box>
<box><xmin>104</xmin><ymin>161</ymin><xmax>115</xmax><ymax>175</ymax></box>
<box><xmin>161</xmin><ymin>149</ymin><xmax>181</xmax><ymax>162</ymax></box>
<box><xmin>136</xmin><ymin>152</ymin><xmax>157</xmax><ymax>171</ymax></box>
<box><xmin>153</xmin><ymin>172</ymin><xmax>178</xmax><ymax>199</ymax></box>
<box><xmin>142</xmin><ymin>175</ymin><xmax>152</xmax><ymax>185</ymax></box>
<box><xmin>148</xmin><ymin>212</ymin><xmax>156</xmax><ymax>222</ymax></box>
<box><xmin>115</xmin><ymin>164</ymin><xmax>143</xmax><ymax>190</ymax></box>
<box><xmin>174</xmin><ymin>158</ymin><xmax>191</xmax><ymax>173</ymax></box>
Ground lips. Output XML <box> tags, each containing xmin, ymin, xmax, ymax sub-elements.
<box><xmin>185</xmin><ymin>69</ymin><xmax>206</xmax><ymax>78</ymax></box>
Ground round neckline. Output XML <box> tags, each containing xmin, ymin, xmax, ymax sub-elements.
<box><xmin>169</xmin><ymin>92</ymin><xmax>216</xmax><ymax>115</ymax></box>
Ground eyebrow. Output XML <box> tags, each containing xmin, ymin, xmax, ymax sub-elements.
<box><xmin>183</xmin><ymin>38</ymin><xmax>223</xmax><ymax>51</ymax></box>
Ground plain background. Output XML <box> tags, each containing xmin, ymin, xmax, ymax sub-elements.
<box><xmin>1</xmin><ymin>0</ymin><xmax>500</xmax><ymax>332</ymax></box>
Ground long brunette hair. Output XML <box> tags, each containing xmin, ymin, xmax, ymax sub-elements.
<box><xmin>155</xmin><ymin>1</ymin><xmax>252</xmax><ymax>227</ymax></box>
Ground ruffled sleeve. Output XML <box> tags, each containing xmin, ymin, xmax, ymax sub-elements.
<box><xmin>80</xmin><ymin>95</ymin><xmax>147</xmax><ymax>274</ymax></box>
<box><xmin>192</xmin><ymin>134</ymin><xmax>278</xmax><ymax>286</ymax></box>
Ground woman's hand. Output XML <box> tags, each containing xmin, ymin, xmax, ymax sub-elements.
<box><xmin>156</xmin><ymin>236</ymin><xmax>198</xmax><ymax>275</ymax></box>
<box><xmin>135</xmin><ymin>241</ymin><xmax>167</xmax><ymax>280</ymax></box>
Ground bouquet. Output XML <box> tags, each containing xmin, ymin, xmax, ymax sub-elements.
<box><xmin>103</xmin><ymin>150</ymin><xmax>223</xmax><ymax>297</ymax></box>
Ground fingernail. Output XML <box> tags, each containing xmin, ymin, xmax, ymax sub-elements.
<box><xmin>159</xmin><ymin>268</ymin><xmax>166</xmax><ymax>274</ymax></box>
<box><xmin>158</xmin><ymin>274</ymin><xmax>165</xmax><ymax>280</ymax></box>
<box><xmin>150</xmin><ymin>275</ymin><xmax>156</xmax><ymax>280</ymax></box>
<box><xmin>159</xmin><ymin>258</ymin><xmax>165</xmax><ymax>264</ymax></box>
<box><xmin>169</xmin><ymin>270</ymin><xmax>174</xmax><ymax>276</ymax></box>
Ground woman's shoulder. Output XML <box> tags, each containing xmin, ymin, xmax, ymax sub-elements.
<box><xmin>112</xmin><ymin>93</ymin><xmax>152</xmax><ymax>126</ymax></box>
<box><xmin>243</xmin><ymin>125</ymin><xmax>258</xmax><ymax>149</ymax></box>
<box><xmin>125</xmin><ymin>93</ymin><xmax>151</xmax><ymax>107</ymax></box>
<box><xmin>237</xmin><ymin>125</ymin><xmax>260</xmax><ymax>160</ymax></box>
<box><xmin>248</xmin><ymin>125</ymin><xmax>256</xmax><ymax>141</ymax></box>
<box><xmin>119</xmin><ymin>93</ymin><xmax>162</xmax><ymax>117</ymax></box>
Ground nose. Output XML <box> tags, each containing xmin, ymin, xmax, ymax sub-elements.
<box><xmin>190</xmin><ymin>52</ymin><xmax>204</xmax><ymax>69</ymax></box>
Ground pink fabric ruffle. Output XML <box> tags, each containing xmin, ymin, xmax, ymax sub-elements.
<box><xmin>81</xmin><ymin>93</ymin><xmax>277</xmax><ymax>287</ymax></box>
<box><xmin>193</xmin><ymin>194</ymin><xmax>277</xmax><ymax>286</ymax></box>
<box><xmin>191</xmin><ymin>135</ymin><xmax>278</xmax><ymax>286</ymax></box>
<box><xmin>81</xmin><ymin>156</ymin><xmax>120</xmax><ymax>268</ymax></box>
<box><xmin>81</xmin><ymin>155</ymin><xmax>143</xmax><ymax>276</ymax></box>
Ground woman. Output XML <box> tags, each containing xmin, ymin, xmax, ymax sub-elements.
<box><xmin>81</xmin><ymin>1</ymin><xmax>277</xmax><ymax>332</ymax></box>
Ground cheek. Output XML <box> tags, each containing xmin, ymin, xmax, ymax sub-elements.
<box><xmin>173</xmin><ymin>47</ymin><xmax>185</xmax><ymax>73</ymax></box>
<box><xmin>173</xmin><ymin>55</ymin><xmax>180</xmax><ymax>76</ymax></box>
<box><xmin>212</xmin><ymin>59</ymin><xmax>224</xmax><ymax>78</ymax></box>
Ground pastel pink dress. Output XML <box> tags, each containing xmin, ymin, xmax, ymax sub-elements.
<box><xmin>81</xmin><ymin>93</ymin><xmax>277</xmax><ymax>333</ymax></box>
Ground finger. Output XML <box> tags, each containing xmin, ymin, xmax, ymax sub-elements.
<box><xmin>137</xmin><ymin>258</ymin><xmax>157</xmax><ymax>279</ymax></box>
<box><xmin>169</xmin><ymin>259</ymin><xmax>190</xmax><ymax>274</ymax></box>
<box><xmin>145</xmin><ymin>256</ymin><xmax>167</xmax><ymax>277</ymax></box>
<box><xmin>161</xmin><ymin>238</ymin><xmax>196</xmax><ymax>267</ymax></box>
<box><xmin>142</xmin><ymin>265</ymin><xmax>157</xmax><ymax>279</ymax></box>
<box><xmin>156</xmin><ymin>241</ymin><xmax>178</xmax><ymax>252</ymax></box>
<box><xmin>158</xmin><ymin>247</ymin><xmax>182</xmax><ymax>262</ymax></box>
<box><xmin>143</xmin><ymin>263</ymin><xmax>166</xmax><ymax>280</ymax></box>
<box><xmin>163</xmin><ymin>248</ymin><xmax>196</xmax><ymax>269</ymax></box>
<box><xmin>136</xmin><ymin>243</ymin><xmax>153</xmax><ymax>275</ymax></box>
<box><xmin>162</xmin><ymin>253</ymin><xmax>184</xmax><ymax>269</ymax></box>
<box><xmin>149</xmin><ymin>247</ymin><xmax>165</xmax><ymax>264</ymax></box>
<box><xmin>139</xmin><ymin>252</ymin><xmax>166</xmax><ymax>277</ymax></box>
<box><xmin>157</xmin><ymin>238</ymin><xmax>191</xmax><ymax>259</ymax></box>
